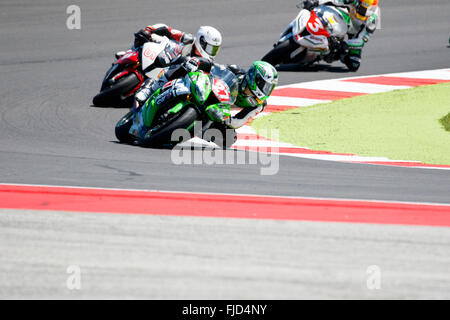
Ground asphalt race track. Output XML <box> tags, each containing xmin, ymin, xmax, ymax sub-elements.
<box><xmin>0</xmin><ymin>0</ymin><xmax>449</xmax><ymax>299</ymax></box>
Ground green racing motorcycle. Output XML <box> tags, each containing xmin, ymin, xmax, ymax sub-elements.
<box><xmin>115</xmin><ymin>64</ymin><xmax>239</xmax><ymax>148</ymax></box>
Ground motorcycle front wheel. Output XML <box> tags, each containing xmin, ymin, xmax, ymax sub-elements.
<box><xmin>93</xmin><ymin>73</ymin><xmax>141</xmax><ymax>108</ymax></box>
<box><xmin>261</xmin><ymin>38</ymin><xmax>299</xmax><ymax>67</ymax></box>
<box><xmin>115</xmin><ymin>111</ymin><xmax>135</xmax><ymax>143</ymax></box>
<box><xmin>139</xmin><ymin>106</ymin><xmax>199</xmax><ymax>148</ymax></box>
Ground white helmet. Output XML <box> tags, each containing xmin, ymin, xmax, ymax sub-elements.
<box><xmin>194</xmin><ymin>26</ymin><xmax>222</xmax><ymax>60</ymax></box>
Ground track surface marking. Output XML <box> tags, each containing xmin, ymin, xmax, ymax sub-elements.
<box><xmin>2</xmin><ymin>184</ymin><xmax>450</xmax><ymax>227</ymax></box>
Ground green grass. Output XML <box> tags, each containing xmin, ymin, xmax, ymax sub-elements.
<box><xmin>252</xmin><ymin>82</ymin><xmax>450</xmax><ymax>164</ymax></box>
<box><xmin>440</xmin><ymin>112</ymin><xmax>450</xmax><ymax>132</ymax></box>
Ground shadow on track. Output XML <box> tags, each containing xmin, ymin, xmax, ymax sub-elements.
<box><xmin>90</xmin><ymin>104</ymin><xmax>131</xmax><ymax>109</ymax></box>
<box><xmin>276</xmin><ymin>63</ymin><xmax>350</xmax><ymax>73</ymax></box>
<box><xmin>110</xmin><ymin>140</ymin><xmax>175</xmax><ymax>150</ymax></box>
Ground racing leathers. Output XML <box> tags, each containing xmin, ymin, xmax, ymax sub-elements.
<box><xmin>303</xmin><ymin>0</ymin><xmax>380</xmax><ymax>71</ymax></box>
<box><xmin>225</xmin><ymin>64</ymin><xmax>267</xmax><ymax>129</ymax></box>
<box><xmin>133</xmin><ymin>23</ymin><xmax>194</xmax><ymax>48</ymax></box>
<box><xmin>134</xmin><ymin>55</ymin><xmax>211</xmax><ymax>108</ymax></box>
<box><xmin>132</xmin><ymin>24</ymin><xmax>220</xmax><ymax>108</ymax></box>
<box><xmin>116</xmin><ymin>23</ymin><xmax>195</xmax><ymax>66</ymax></box>
<box><xmin>130</xmin><ymin>57</ymin><xmax>215</xmax><ymax>142</ymax></box>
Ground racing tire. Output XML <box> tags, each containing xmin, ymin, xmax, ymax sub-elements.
<box><xmin>139</xmin><ymin>106</ymin><xmax>199</xmax><ymax>148</ymax></box>
<box><xmin>261</xmin><ymin>39</ymin><xmax>299</xmax><ymax>66</ymax></box>
<box><xmin>204</xmin><ymin>123</ymin><xmax>237</xmax><ymax>149</ymax></box>
<box><xmin>115</xmin><ymin>111</ymin><xmax>135</xmax><ymax>143</ymax></box>
<box><xmin>93</xmin><ymin>73</ymin><xmax>141</xmax><ymax>108</ymax></box>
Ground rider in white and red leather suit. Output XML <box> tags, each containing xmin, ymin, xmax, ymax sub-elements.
<box><xmin>303</xmin><ymin>0</ymin><xmax>380</xmax><ymax>71</ymax></box>
<box><xmin>133</xmin><ymin>25</ymin><xmax>222</xmax><ymax>108</ymax></box>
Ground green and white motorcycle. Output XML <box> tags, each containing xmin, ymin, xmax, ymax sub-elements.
<box><xmin>115</xmin><ymin>65</ymin><xmax>239</xmax><ymax>148</ymax></box>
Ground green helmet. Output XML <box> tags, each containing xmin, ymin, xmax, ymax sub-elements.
<box><xmin>243</xmin><ymin>61</ymin><xmax>278</xmax><ymax>103</ymax></box>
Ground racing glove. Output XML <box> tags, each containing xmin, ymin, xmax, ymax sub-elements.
<box><xmin>133</xmin><ymin>29</ymin><xmax>151</xmax><ymax>48</ymax></box>
<box><xmin>141</xmin><ymin>57</ymin><xmax>204</xmax><ymax>101</ymax></box>
<box><xmin>226</xmin><ymin>64</ymin><xmax>246</xmax><ymax>77</ymax></box>
<box><xmin>180</xmin><ymin>33</ymin><xmax>194</xmax><ymax>45</ymax></box>
<box><xmin>182</xmin><ymin>57</ymin><xmax>212</xmax><ymax>74</ymax></box>
<box><xmin>302</xmin><ymin>0</ymin><xmax>318</xmax><ymax>10</ymax></box>
<box><xmin>182</xmin><ymin>57</ymin><xmax>201</xmax><ymax>73</ymax></box>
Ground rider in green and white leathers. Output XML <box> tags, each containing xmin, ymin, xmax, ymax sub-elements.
<box><xmin>303</xmin><ymin>0</ymin><xmax>380</xmax><ymax>71</ymax></box>
<box><xmin>226</xmin><ymin>61</ymin><xmax>278</xmax><ymax>129</ymax></box>
<box><xmin>135</xmin><ymin>59</ymin><xmax>278</xmax><ymax>130</ymax></box>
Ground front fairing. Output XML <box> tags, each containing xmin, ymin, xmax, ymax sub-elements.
<box><xmin>292</xmin><ymin>9</ymin><xmax>311</xmax><ymax>38</ymax></box>
<box><xmin>210</xmin><ymin>65</ymin><xmax>239</xmax><ymax>105</ymax></box>
<box><xmin>205</xmin><ymin>103</ymin><xmax>231</xmax><ymax>122</ymax></box>
<box><xmin>188</xmin><ymin>71</ymin><xmax>212</xmax><ymax>105</ymax></box>
<box><xmin>314</xmin><ymin>5</ymin><xmax>348</xmax><ymax>39</ymax></box>
<box><xmin>115</xmin><ymin>49</ymin><xmax>139</xmax><ymax>66</ymax></box>
<box><xmin>278</xmin><ymin>20</ymin><xmax>296</xmax><ymax>43</ymax></box>
<box><xmin>101</xmin><ymin>63</ymin><xmax>120</xmax><ymax>89</ymax></box>
<box><xmin>129</xmin><ymin>107</ymin><xmax>147</xmax><ymax>138</ymax></box>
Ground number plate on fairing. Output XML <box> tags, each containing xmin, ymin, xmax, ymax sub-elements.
<box><xmin>212</xmin><ymin>78</ymin><xmax>231</xmax><ymax>103</ymax></box>
<box><xmin>306</xmin><ymin>11</ymin><xmax>330</xmax><ymax>37</ymax></box>
<box><xmin>141</xmin><ymin>38</ymin><xmax>169</xmax><ymax>71</ymax></box>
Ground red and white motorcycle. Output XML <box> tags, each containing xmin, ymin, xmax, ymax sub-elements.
<box><xmin>261</xmin><ymin>3</ymin><xmax>349</xmax><ymax>67</ymax></box>
<box><xmin>93</xmin><ymin>36</ymin><xmax>174</xmax><ymax>108</ymax></box>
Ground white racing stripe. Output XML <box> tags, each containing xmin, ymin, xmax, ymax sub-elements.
<box><xmin>235</xmin><ymin>125</ymin><xmax>257</xmax><ymax>134</ymax></box>
<box><xmin>177</xmin><ymin>137</ymin><xmax>220</xmax><ymax>149</ymax></box>
<box><xmin>382</xmin><ymin>68</ymin><xmax>450</xmax><ymax>80</ymax></box>
<box><xmin>281</xmin><ymin>153</ymin><xmax>420</xmax><ymax>162</ymax></box>
<box><xmin>233</xmin><ymin>139</ymin><xmax>298</xmax><ymax>148</ymax></box>
<box><xmin>252</xmin><ymin>112</ymin><xmax>271</xmax><ymax>119</ymax></box>
<box><xmin>267</xmin><ymin>96</ymin><xmax>330</xmax><ymax>106</ymax></box>
<box><xmin>279</xmin><ymin>79</ymin><xmax>411</xmax><ymax>93</ymax></box>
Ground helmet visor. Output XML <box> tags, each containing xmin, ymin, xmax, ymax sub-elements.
<box><xmin>356</xmin><ymin>3</ymin><xmax>377</xmax><ymax>18</ymax></box>
<box><xmin>254</xmin><ymin>73</ymin><xmax>276</xmax><ymax>100</ymax></box>
<box><xmin>204</xmin><ymin>43</ymin><xmax>220</xmax><ymax>56</ymax></box>
<box><xmin>200</xmin><ymin>37</ymin><xmax>220</xmax><ymax>57</ymax></box>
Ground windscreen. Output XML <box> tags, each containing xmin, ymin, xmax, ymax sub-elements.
<box><xmin>210</xmin><ymin>64</ymin><xmax>239</xmax><ymax>104</ymax></box>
